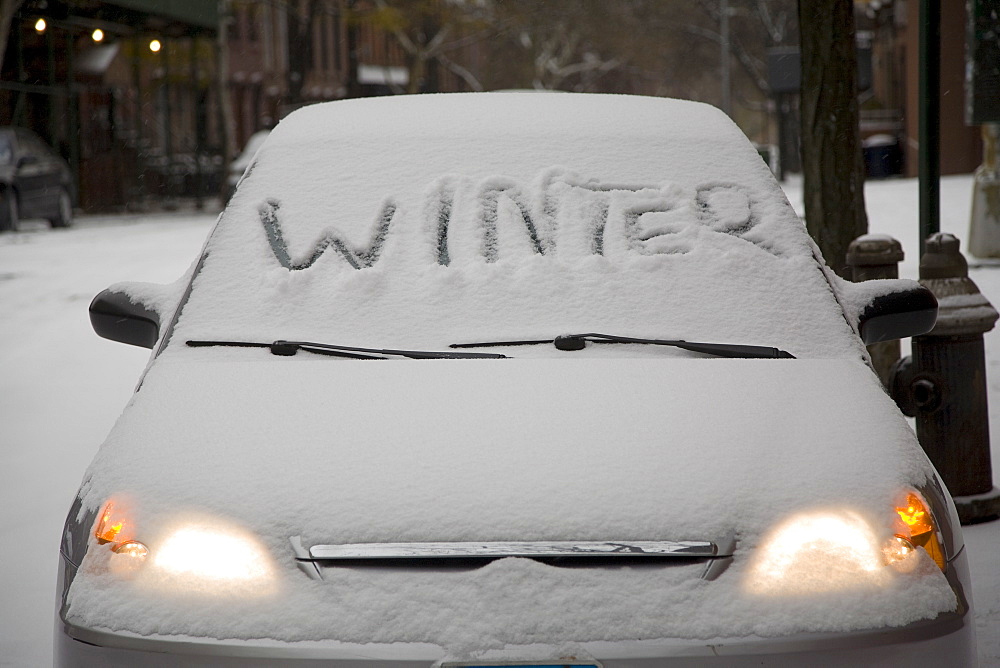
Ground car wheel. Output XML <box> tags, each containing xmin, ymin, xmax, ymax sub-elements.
<box><xmin>0</xmin><ymin>190</ymin><xmax>18</xmax><ymax>232</ymax></box>
<box><xmin>50</xmin><ymin>189</ymin><xmax>73</xmax><ymax>228</ymax></box>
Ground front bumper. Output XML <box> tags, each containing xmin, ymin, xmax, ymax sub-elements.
<box><xmin>55</xmin><ymin>548</ymin><xmax>978</xmax><ymax>668</ymax></box>
<box><xmin>55</xmin><ymin>610</ymin><xmax>977</xmax><ymax>668</ymax></box>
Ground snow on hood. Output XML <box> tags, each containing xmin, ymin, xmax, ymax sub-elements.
<box><xmin>82</xmin><ymin>357</ymin><xmax>932</xmax><ymax>543</ymax></box>
<box><xmin>69</xmin><ymin>357</ymin><xmax>952</xmax><ymax>648</ymax></box>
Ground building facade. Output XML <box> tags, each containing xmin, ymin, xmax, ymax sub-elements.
<box><xmin>1</xmin><ymin>0</ymin><xmax>483</xmax><ymax>212</ymax></box>
<box><xmin>860</xmin><ymin>0</ymin><xmax>984</xmax><ymax>177</ymax></box>
<box><xmin>6</xmin><ymin>1</ymin><xmax>982</xmax><ymax>211</ymax></box>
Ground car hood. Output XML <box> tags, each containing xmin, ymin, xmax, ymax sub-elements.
<box><xmin>68</xmin><ymin>355</ymin><xmax>960</xmax><ymax>648</ymax></box>
<box><xmin>79</xmin><ymin>355</ymin><xmax>934</xmax><ymax>546</ymax></box>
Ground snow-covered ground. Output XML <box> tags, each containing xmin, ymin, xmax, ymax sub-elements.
<box><xmin>0</xmin><ymin>174</ymin><xmax>997</xmax><ymax>665</ymax></box>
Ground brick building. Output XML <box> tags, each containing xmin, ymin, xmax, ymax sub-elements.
<box><xmin>1</xmin><ymin>0</ymin><xmax>483</xmax><ymax>211</ymax></box>
<box><xmin>859</xmin><ymin>0</ymin><xmax>984</xmax><ymax>177</ymax></box>
<box><xmin>2</xmin><ymin>1</ymin><xmax>218</xmax><ymax>209</ymax></box>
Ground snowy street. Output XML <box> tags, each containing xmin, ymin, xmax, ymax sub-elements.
<box><xmin>1</xmin><ymin>175</ymin><xmax>998</xmax><ymax>665</ymax></box>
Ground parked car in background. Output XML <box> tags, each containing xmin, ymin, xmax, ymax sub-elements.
<box><xmin>224</xmin><ymin>129</ymin><xmax>270</xmax><ymax>202</ymax></box>
<box><xmin>0</xmin><ymin>126</ymin><xmax>73</xmax><ymax>231</ymax></box>
<box><xmin>57</xmin><ymin>93</ymin><xmax>974</xmax><ymax>666</ymax></box>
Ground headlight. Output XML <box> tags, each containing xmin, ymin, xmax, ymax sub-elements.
<box><xmin>153</xmin><ymin>524</ymin><xmax>273</xmax><ymax>582</ymax></box>
<box><xmin>744</xmin><ymin>510</ymin><xmax>889</xmax><ymax>595</ymax></box>
<box><xmin>745</xmin><ymin>489</ymin><xmax>948</xmax><ymax>596</ymax></box>
<box><xmin>94</xmin><ymin>499</ymin><xmax>275</xmax><ymax>594</ymax></box>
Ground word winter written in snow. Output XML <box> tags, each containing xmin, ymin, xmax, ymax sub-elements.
<box><xmin>257</xmin><ymin>174</ymin><xmax>779</xmax><ymax>270</ymax></box>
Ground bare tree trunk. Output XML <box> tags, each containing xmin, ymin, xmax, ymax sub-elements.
<box><xmin>407</xmin><ymin>55</ymin><xmax>425</xmax><ymax>94</ymax></box>
<box><xmin>798</xmin><ymin>0</ymin><xmax>868</xmax><ymax>278</ymax></box>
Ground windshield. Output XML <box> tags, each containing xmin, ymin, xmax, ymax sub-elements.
<box><xmin>166</xmin><ymin>94</ymin><xmax>864</xmax><ymax>361</ymax></box>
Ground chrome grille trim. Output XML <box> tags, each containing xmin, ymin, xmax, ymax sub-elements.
<box><xmin>306</xmin><ymin>539</ymin><xmax>729</xmax><ymax>560</ymax></box>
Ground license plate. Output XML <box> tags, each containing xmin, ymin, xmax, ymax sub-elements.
<box><xmin>440</xmin><ymin>662</ymin><xmax>601</xmax><ymax>668</ymax></box>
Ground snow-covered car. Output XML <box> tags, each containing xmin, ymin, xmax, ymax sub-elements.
<box><xmin>57</xmin><ymin>93</ymin><xmax>975</xmax><ymax>667</ymax></box>
<box><xmin>0</xmin><ymin>126</ymin><xmax>74</xmax><ymax>232</ymax></box>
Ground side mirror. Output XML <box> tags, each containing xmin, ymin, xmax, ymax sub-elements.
<box><xmin>857</xmin><ymin>286</ymin><xmax>938</xmax><ymax>344</ymax></box>
<box><xmin>89</xmin><ymin>289</ymin><xmax>160</xmax><ymax>348</ymax></box>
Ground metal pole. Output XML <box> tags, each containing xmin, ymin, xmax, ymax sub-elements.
<box><xmin>190</xmin><ymin>36</ymin><xmax>203</xmax><ymax>209</ymax></box>
<box><xmin>720</xmin><ymin>0</ymin><xmax>731</xmax><ymax>117</ymax></box>
<box><xmin>47</xmin><ymin>20</ymin><xmax>56</xmax><ymax>144</ymax></box>
<box><xmin>162</xmin><ymin>38</ymin><xmax>174</xmax><ymax>203</ymax></box>
<box><xmin>13</xmin><ymin>16</ymin><xmax>25</xmax><ymax>124</ymax></box>
<box><xmin>217</xmin><ymin>0</ymin><xmax>236</xmax><ymax>199</ymax></box>
<box><xmin>132</xmin><ymin>38</ymin><xmax>145</xmax><ymax>203</ymax></box>
<box><xmin>918</xmin><ymin>0</ymin><xmax>941</xmax><ymax>257</ymax></box>
<box><xmin>67</xmin><ymin>29</ymin><xmax>80</xmax><ymax>204</ymax></box>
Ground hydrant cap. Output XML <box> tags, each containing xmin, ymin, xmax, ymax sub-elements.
<box><xmin>846</xmin><ymin>234</ymin><xmax>904</xmax><ymax>265</ymax></box>
<box><xmin>920</xmin><ymin>233</ymin><xmax>969</xmax><ymax>279</ymax></box>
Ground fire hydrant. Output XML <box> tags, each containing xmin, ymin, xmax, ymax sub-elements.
<box><xmin>891</xmin><ymin>233</ymin><xmax>1000</xmax><ymax>523</ymax></box>
<box><xmin>846</xmin><ymin>234</ymin><xmax>904</xmax><ymax>387</ymax></box>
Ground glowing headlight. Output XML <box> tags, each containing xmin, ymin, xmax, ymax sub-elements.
<box><xmin>94</xmin><ymin>500</ymin><xmax>275</xmax><ymax>591</ymax></box>
<box><xmin>744</xmin><ymin>510</ymin><xmax>889</xmax><ymax>595</ymax></box>
<box><xmin>153</xmin><ymin>525</ymin><xmax>273</xmax><ymax>582</ymax></box>
<box><xmin>109</xmin><ymin>540</ymin><xmax>149</xmax><ymax>575</ymax></box>
<box><xmin>745</xmin><ymin>490</ymin><xmax>949</xmax><ymax>596</ymax></box>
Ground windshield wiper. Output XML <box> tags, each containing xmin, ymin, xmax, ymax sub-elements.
<box><xmin>449</xmin><ymin>332</ymin><xmax>795</xmax><ymax>359</ymax></box>
<box><xmin>187</xmin><ymin>339</ymin><xmax>508</xmax><ymax>360</ymax></box>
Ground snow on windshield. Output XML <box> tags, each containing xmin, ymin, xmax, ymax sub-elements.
<box><xmin>166</xmin><ymin>93</ymin><xmax>865</xmax><ymax>359</ymax></box>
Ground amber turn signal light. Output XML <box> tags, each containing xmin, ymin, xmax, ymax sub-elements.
<box><xmin>95</xmin><ymin>502</ymin><xmax>126</xmax><ymax>544</ymax></box>
<box><xmin>893</xmin><ymin>491</ymin><xmax>945</xmax><ymax>570</ymax></box>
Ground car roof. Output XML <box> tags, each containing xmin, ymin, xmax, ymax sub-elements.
<box><xmin>173</xmin><ymin>93</ymin><xmax>861</xmax><ymax>359</ymax></box>
<box><xmin>238</xmin><ymin>92</ymin><xmax>786</xmax><ymax>233</ymax></box>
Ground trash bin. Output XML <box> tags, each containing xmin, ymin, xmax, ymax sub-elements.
<box><xmin>863</xmin><ymin>133</ymin><xmax>903</xmax><ymax>179</ymax></box>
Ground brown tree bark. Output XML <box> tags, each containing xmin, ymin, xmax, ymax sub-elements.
<box><xmin>798</xmin><ymin>0</ymin><xmax>868</xmax><ymax>278</ymax></box>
